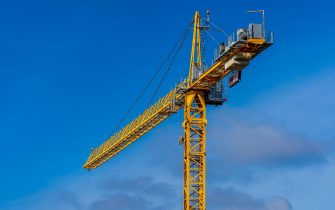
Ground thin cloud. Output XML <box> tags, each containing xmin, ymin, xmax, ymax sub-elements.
<box><xmin>209</xmin><ymin>121</ymin><xmax>332</xmax><ymax>167</ymax></box>
<box><xmin>208</xmin><ymin>187</ymin><xmax>292</xmax><ymax>210</ymax></box>
<box><xmin>2</xmin><ymin>172</ymin><xmax>291</xmax><ymax>210</ymax></box>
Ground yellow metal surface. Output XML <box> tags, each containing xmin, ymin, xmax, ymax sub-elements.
<box><xmin>247</xmin><ymin>38</ymin><xmax>265</xmax><ymax>44</ymax></box>
<box><xmin>183</xmin><ymin>91</ymin><xmax>207</xmax><ymax>210</ymax></box>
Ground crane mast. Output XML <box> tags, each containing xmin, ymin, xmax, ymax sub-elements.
<box><xmin>83</xmin><ymin>11</ymin><xmax>273</xmax><ymax>210</ymax></box>
<box><xmin>184</xmin><ymin>11</ymin><xmax>207</xmax><ymax>209</ymax></box>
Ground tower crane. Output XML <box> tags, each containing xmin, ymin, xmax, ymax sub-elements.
<box><xmin>83</xmin><ymin>10</ymin><xmax>273</xmax><ymax>210</ymax></box>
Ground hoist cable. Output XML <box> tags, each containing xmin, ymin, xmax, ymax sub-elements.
<box><xmin>112</xmin><ymin>20</ymin><xmax>193</xmax><ymax>134</ymax></box>
<box><xmin>204</xmin><ymin>30</ymin><xmax>220</xmax><ymax>45</ymax></box>
<box><xmin>147</xmin><ymin>21</ymin><xmax>192</xmax><ymax>107</ymax></box>
<box><xmin>210</xmin><ymin>21</ymin><xmax>229</xmax><ymax>38</ymax></box>
<box><xmin>201</xmin><ymin>17</ymin><xmax>229</xmax><ymax>38</ymax></box>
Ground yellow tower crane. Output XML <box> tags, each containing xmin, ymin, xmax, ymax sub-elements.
<box><xmin>83</xmin><ymin>11</ymin><xmax>273</xmax><ymax>210</ymax></box>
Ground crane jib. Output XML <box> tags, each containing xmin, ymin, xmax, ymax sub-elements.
<box><xmin>83</xmin><ymin>37</ymin><xmax>272</xmax><ymax>169</ymax></box>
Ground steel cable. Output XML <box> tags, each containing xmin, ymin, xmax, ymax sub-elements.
<box><xmin>112</xmin><ymin>20</ymin><xmax>193</xmax><ymax>134</ymax></box>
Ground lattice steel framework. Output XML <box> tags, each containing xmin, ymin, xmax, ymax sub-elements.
<box><xmin>183</xmin><ymin>91</ymin><xmax>207</xmax><ymax>210</ymax></box>
<box><xmin>83</xmin><ymin>13</ymin><xmax>271</xmax><ymax>170</ymax></box>
<box><xmin>83</xmin><ymin>10</ymin><xmax>273</xmax><ymax>210</ymax></box>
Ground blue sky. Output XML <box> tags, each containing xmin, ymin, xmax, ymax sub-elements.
<box><xmin>1</xmin><ymin>0</ymin><xmax>334</xmax><ymax>210</ymax></box>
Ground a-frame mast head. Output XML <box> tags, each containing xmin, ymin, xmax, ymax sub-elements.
<box><xmin>187</xmin><ymin>11</ymin><xmax>203</xmax><ymax>86</ymax></box>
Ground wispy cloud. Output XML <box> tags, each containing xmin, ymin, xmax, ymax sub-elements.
<box><xmin>206</xmin><ymin>67</ymin><xmax>335</xmax><ymax>168</ymax></box>
<box><xmin>208</xmin><ymin>187</ymin><xmax>292</xmax><ymax>210</ymax></box>
<box><xmin>208</xmin><ymin>119</ymin><xmax>333</xmax><ymax>167</ymax></box>
<box><xmin>2</xmin><ymin>174</ymin><xmax>179</xmax><ymax>210</ymax></box>
<box><xmin>2</xmin><ymin>172</ymin><xmax>292</xmax><ymax>210</ymax></box>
